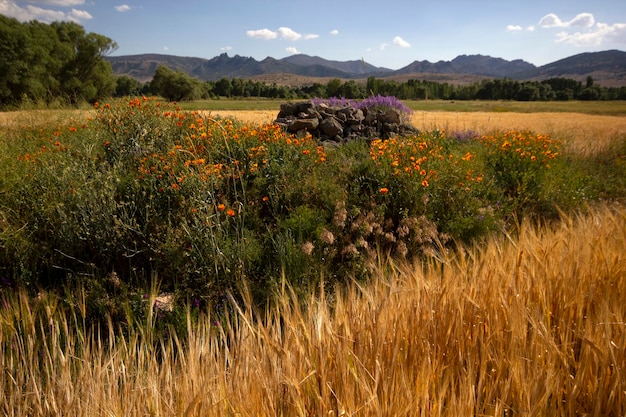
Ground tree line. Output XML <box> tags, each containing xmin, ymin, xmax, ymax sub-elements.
<box><xmin>2</xmin><ymin>16</ymin><xmax>626</xmax><ymax>109</ymax></box>
<box><xmin>141</xmin><ymin>68</ymin><xmax>626</xmax><ymax>102</ymax></box>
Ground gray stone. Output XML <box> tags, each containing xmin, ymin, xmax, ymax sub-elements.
<box><xmin>287</xmin><ymin>118</ymin><xmax>319</xmax><ymax>133</ymax></box>
<box><xmin>320</xmin><ymin>117</ymin><xmax>343</xmax><ymax>137</ymax></box>
<box><xmin>273</xmin><ymin>100</ymin><xmax>418</xmax><ymax>143</ymax></box>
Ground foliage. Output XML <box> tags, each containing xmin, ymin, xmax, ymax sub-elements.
<box><xmin>0</xmin><ymin>16</ymin><xmax>117</xmax><ymax>108</ymax></box>
<box><xmin>133</xmin><ymin>70</ymin><xmax>626</xmax><ymax>104</ymax></box>
<box><xmin>478</xmin><ymin>130</ymin><xmax>561</xmax><ymax>213</ymax></box>
<box><xmin>150</xmin><ymin>65</ymin><xmax>208</xmax><ymax>101</ymax></box>
<box><xmin>1</xmin><ymin>96</ymin><xmax>624</xmax><ymax>317</ymax></box>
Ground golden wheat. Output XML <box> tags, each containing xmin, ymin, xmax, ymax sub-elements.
<box><xmin>1</xmin><ymin>202</ymin><xmax>624</xmax><ymax>416</ymax></box>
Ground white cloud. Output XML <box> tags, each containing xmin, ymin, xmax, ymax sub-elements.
<box><xmin>527</xmin><ymin>26</ymin><xmax>535</xmax><ymax>32</ymax></box>
<box><xmin>68</xmin><ymin>8</ymin><xmax>91</xmax><ymax>21</ymax></box>
<box><xmin>506</xmin><ymin>25</ymin><xmax>522</xmax><ymax>32</ymax></box>
<box><xmin>115</xmin><ymin>5</ymin><xmax>131</xmax><ymax>12</ymax></box>
<box><xmin>246</xmin><ymin>27</ymin><xmax>317</xmax><ymax>41</ymax></box>
<box><xmin>539</xmin><ymin>12</ymin><xmax>595</xmax><ymax>28</ymax></box>
<box><xmin>536</xmin><ymin>11</ymin><xmax>626</xmax><ymax>47</ymax></box>
<box><xmin>246</xmin><ymin>28</ymin><xmax>278</xmax><ymax>40</ymax></box>
<box><xmin>556</xmin><ymin>22</ymin><xmax>626</xmax><ymax>46</ymax></box>
<box><xmin>163</xmin><ymin>46</ymin><xmax>169</xmax><ymax>51</ymax></box>
<box><xmin>393</xmin><ymin>36</ymin><xmax>411</xmax><ymax>48</ymax></box>
<box><xmin>30</xmin><ymin>0</ymin><xmax>85</xmax><ymax>5</ymax></box>
<box><xmin>330</xmin><ymin>29</ymin><xmax>339</xmax><ymax>36</ymax></box>
<box><xmin>380</xmin><ymin>43</ymin><xmax>388</xmax><ymax>51</ymax></box>
<box><xmin>0</xmin><ymin>0</ymin><xmax>90</xmax><ymax>22</ymax></box>
<box><xmin>286</xmin><ymin>46</ymin><xmax>300</xmax><ymax>54</ymax></box>
<box><xmin>600</xmin><ymin>22</ymin><xmax>626</xmax><ymax>43</ymax></box>
<box><xmin>277</xmin><ymin>27</ymin><xmax>301</xmax><ymax>41</ymax></box>
<box><xmin>221</xmin><ymin>46</ymin><xmax>233</xmax><ymax>51</ymax></box>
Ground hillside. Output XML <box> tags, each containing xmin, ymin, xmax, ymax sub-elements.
<box><xmin>106</xmin><ymin>50</ymin><xmax>626</xmax><ymax>86</ymax></box>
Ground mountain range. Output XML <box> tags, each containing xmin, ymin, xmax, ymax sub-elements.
<box><xmin>106</xmin><ymin>50</ymin><xmax>626</xmax><ymax>87</ymax></box>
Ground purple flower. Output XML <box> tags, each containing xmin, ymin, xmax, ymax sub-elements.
<box><xmin>311</xmin><ymin>95</ymin><xmax>412</xmax><ymax>123</ymax></box>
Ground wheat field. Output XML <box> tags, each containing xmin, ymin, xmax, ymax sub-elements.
<box><xmin>1</xmin><ymin>105</ymin><xmax>625</xmax><ymax>415</ymax></box>
<box><xmin>1</xmin><ymin>203</ymin><xmax>624</xmax><ymax>416</ymax></box>
<box><xmin>206</xmin><ymin>109</ymin><xmax>626</xmax><ymax>156</ymax></box>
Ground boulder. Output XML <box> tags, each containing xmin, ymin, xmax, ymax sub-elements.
<box><xmin>320</xmin><ymin>117</ymin><xmax>343</xmax><ymax>137</ymax></box>
<box><xmin>273</xmin><ymin>100</ymin><xmax>418</xmax><ymax>144</ymax></box>
<box><xmin>287</xmin><ymin>118</ymin><xmax>319</xmax><ymax>133</ymax></box>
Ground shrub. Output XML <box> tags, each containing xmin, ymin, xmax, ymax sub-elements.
<box><xmin>3</xmin><ymin>97</ymin><xmax>624</xmax><ymax>320</ymax></box>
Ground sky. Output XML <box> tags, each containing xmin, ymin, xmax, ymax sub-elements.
<box><xmin>1</xmin><ymin>0</ymin><xmax>626</xmax><ymax>69</ymax></box>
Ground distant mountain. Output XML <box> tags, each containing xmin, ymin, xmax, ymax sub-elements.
<box><xmin>395</xmin><ymin>54</ymin><xmax>535</xmax><ymax>78</ymax></box>
<box><xmin>107</xmin><ymin>53</ymin><xmax>354</xmax><ymax>82</ymax></box>
<box><xmin>106</xmin><ymin>50</ymin><xmax>626</xmax><ymax>86</ymax></box>
<box><xmin>512</xmin><ymin>50</ymin><xmax>626</xmax><ymax>86</ymax></box>
<box><xmin>281</xmin><ymin>54</ymin><xmax>393</xmax><ymax>75</ymax></box>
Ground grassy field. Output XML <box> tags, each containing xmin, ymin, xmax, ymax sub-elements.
<box><xmin>1</xmin><ymin>203</ymin><xmax>624</xmax><ymax>416</ymax></box>
<box><xmin>1</xmin><ymin>99</ymin><xmax>625</xmax><ymax>415</ymax></box>
<box><xmin>173</xmin><ymin>98</ymin><xmax>626</xmax><ymax>115</ymax></box>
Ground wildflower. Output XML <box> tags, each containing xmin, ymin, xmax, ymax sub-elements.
<box><xmin>379</xmin><ymin>187</ymin><xmax>389</xmax><ymax>194</ymax></box>
<box><xmin>217</xmin><ymin>203</ymin><xmax>226</xmax><ymax>211</ymax></box>
<box><xmin>342</xmin><ymin>244</ymin><xmax>359</xmax><ymax>257</ymax></box>
<box><xmin>422</xmin><ymin>179</ymin><xmax>429</xmax><ymax>187</ymax></box>
<box><xmin>320</xmin><ymin>229</ymin><xmax>335</xmax><ymax>245</ymax></box>
<box><xmin>302</xmin><ymin>241</ymin><xmax>315</xmax><ymax>255</ymax></box>
<box><xmin>226</xmin><ymin>208</ymin><xmax>236</xmax><ymax>217</ymax></box>
<box><xmin>333</xmin><ymin>201</ymin><xmax>347</xmax><ymax>228</ymax></box>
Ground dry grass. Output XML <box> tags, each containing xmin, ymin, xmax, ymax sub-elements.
<box><xmin>413</xmin><ymin>111</ymin><xmax>626</xmax><ymax>157</ymax></box>
<box><xmin>3</xmin><ymin>107</ymin><xmax>624</xmax><ymax>158</ymax></box>
<box><xmin>2</xmin><ymin>202</ymin><xmax>624</xmax><ymax>416</ymax></box>
<box><xmin>195</xmin><ymin>110</ymin><xmax>626</xmax><ymax>158</ymax></box>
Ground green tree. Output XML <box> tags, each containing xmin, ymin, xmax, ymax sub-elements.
<box><xmin>51</xmin><ymin>21</ymin><xmax>117</xmax><ymax>104</ymax></box>
<box><xmin>150</xmin><ymin>65</ymin><xmax>201</xmax><ymax>101</ymax></box>
<box><xmin>214</xmin><ymin>77</ymin><xmax>232</xmax><ymax>97</ymax></box>
<box><xmin>115</xmin><ymin>75</ymin><xmax>143</xmax><ymax>97</ymax></box>
<box><xmin>0</xmin><ymin>15</ymin><xmax>31</xmax><ymax>106</ymax></box>
<box><xmin>326</xmin><ymin>78</ymin><xmax>342</xmax><ymax>97</ymax></box>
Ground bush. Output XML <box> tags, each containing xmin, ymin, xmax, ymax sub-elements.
<box><xmin>1</xmin><ymin>96</ymin><xmax>623</xmax><ymax>321</ymax></box>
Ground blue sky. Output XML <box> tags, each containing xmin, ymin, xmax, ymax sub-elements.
<box><xmin>2</xmin><ymin>0</ymin><xmax>625</xmax><ymax>69</ymax></box>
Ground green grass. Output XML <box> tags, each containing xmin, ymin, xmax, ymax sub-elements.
<box><xmin>175</xmin><ymin>97</ymin><xmax>284</xmax><ymax>111</ymax></box>
<box><xmin>172</xmin><ymin>98</ymin><xmax>626</xmax><ymax>116</ymax></box>
<box><xmin>405</xmin><ymin>99</ymin><xmax>626</xmax><ymax>115</ymax></box>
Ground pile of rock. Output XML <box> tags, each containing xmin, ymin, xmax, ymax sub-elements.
<box><xmin>273</xmin><ymin>101</ymin><xmax>418</xmax><ymax>144</ymax></box>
